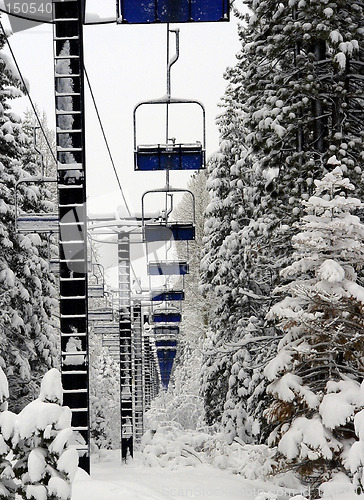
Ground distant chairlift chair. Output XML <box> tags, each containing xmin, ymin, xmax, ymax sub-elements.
<box><xmin>88</xmin><ymin>263</ymin><xmax>105</xmax><ymax>298</ymax></box>
<box><xmin>15</xmin><ymin>176</ymin><xmax>59</xmax><ymax>234</ymax></box>
<box><xmin>151</xmin><ymin>290</ymin><xmax>185</xmax><ymax>302</ymax></box>
<box><xmin>142</xmin><ymin>187</ymin><xmax>196</xmax><ymax>243</ymax></box>
<box><xmin>152</xmin><ymin>306</ymin><xmax>181</xmax><ymax>323</ymax></box>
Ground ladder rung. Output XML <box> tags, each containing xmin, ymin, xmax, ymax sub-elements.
<box><xmin>60</xmin><ymin>277</ymin><xmax>85</xmax><ymax>281</ymax></box>
<box><xmin>55</xmin><ymin>73</ymin><xmax>81</xmax><ymax>78</ymax></box>
<box><xmin>54</xmin><ymin>17</ymin><xmax>79</xmax><ymax>22</ymax></box>
<box><xmin>60</xmin><ymin>296</ymin><xmax>86</xmax><ymax>300</ymax></box>
<box><xmin>60</xmin><ymin>315</ymin><xmax>86</xmax><ymax>319</ymax></box>
<box><xmin>63</xmin><ymin>372</ymin><xmax>87</xmax><ymax>376</ymax></box>
<box><xmin>54</xmin><ymin>36</ymin><xmax>80</xmax><ymax>41</ymax></box>
<box><xmin>55</xmin><ymin>55</ymin><xmax>79</xmax><ymax>60</ymax></box>
<box><xmin>57</xmin><ymin>147</ymin><xmax>83</xmax><ymax>152</ymax></box>
<box><xmin>57</xmin><ymin>161</ymin><xmax>83</xmax><ymax>170</ymax></box>
<box><xmin>63</xmin><ymin>389</ymin><xmax>87</xmax><ymax>394</ymax></box>
<box><xmin>57</xmin><ymin>127</ymin><xmax>82</xmax><ymax>131</ymax></box>
<box><xmin>62</xmin><ymin>351</ymin><xmax>87</xmax><ymax>356</ymax></box>
<box><xmin>56</xmin><ymin>110</ymin><xmax>82</xmax><ymax>115</ymax></box>
<box><xmin>58</xmin><ymin>184</ymin><xmax>84</xmax><ymax>190</ymax></box>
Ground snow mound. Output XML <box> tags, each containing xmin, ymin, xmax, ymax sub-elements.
<box><xmin>140</xmin><ymin>423</ymin><xmax>276</xmax><ymax>480</ymax></box>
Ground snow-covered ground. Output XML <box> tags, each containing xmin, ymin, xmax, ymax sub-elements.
<box><xmin>71</xmin><ymin>450</ymin><xmax>363</xmax><ymax>500</ymax></box>
<box><xmin>72</xmin><ymin>451</ymin><xmax>261</xmax><ymax>500</ymax></box>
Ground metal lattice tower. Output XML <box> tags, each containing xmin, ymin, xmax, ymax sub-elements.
<box><xmin>53</xmin><ymin>0</ymin><xmax>90</xmax><ymax>472</ymax></box>
<box><xmin>132</xmin><ymin>303</ymin><xmax>144</xmax><ymax>443</ymax></box>
<box><xmin>118</xmin><ymin>234</ymin><xmax>133</xmax><ymax>449</ymax></box>
<box><xmin>143</xmin><ymin>334</ymin><xmax>152</xmax><ymax>411</ymax></box>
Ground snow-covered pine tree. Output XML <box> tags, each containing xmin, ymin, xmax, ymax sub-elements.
<box><xmin>89</xmin><ymin>339</ymin><xmax>120</xmax><ymax>451</ymax></box>
<box><xmin>200</xmin><ymin>73</ymin><xmax>257</xmax><ymax>429</ymax></box>
<box><xmin>201</xmin><ymin>0</ymin><xmax>364</xmax><ymax>441</ymax></box>
<box><xmin>88</xmin><ymin>259</ymin><xmax>120</xmax><ymax>451</ymax></box>
<box><xmin>264</xmin><ymin>162</ymin><xmax>364</xmax><ymax>495</ymax></box>
<box><xmin>2</xmin><ymin>369</ymin><xmax>78</xmax><ymax>500</ymax></box>
<box><xmin>22</xmin><ymin>107</ymin><xmax>56</xmax><ymax>179</ymax></box>
<box><xmin>0</xmin><ymin>33</ymin><xmax>58</xmax><ymax>410</ymax></box>
<box><xmin>0</xmin><ymin>366</ymin><xmax>16</xmax><ymax>498</ymax></box>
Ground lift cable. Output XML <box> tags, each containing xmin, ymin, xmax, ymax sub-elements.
<box><xmin>84</xmin><ymin>69</ymin><xmax>144</xmax><ymax>291</ymax></box>
<box><xmin>83</xmin><ymin>65</ymin><xmax>132</xmax><ymax>218</ymax></box>
<box><xmin>1</xmin><ymin>20</ymin><xmax>141</xmax><ymax>292</ymax></box>
<box><xmin>0</xmin><ymin>22</ymin><xmax>57</xmax><ymax>164</ymax></box>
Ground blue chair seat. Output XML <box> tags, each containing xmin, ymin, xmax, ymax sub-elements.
<box><xmin>119</xmin><ymin>0</ymin><xmax>229</xmax><ymax>24</ymax></box>
<box><xmin>153</xmin><ymin>312</ymin><xmax>181</xmax><ymax>323</ymax></box>
<box><xmin>144</xmin><ymin>223</ymin><xmax>195</xmax><ymax>241</ymax></box>
<box><xmin>148</xmin><ymin>261</ymin><xmax>189</xmax><ymax>275</ymax></box>
<box><xmin>135</xmin><ymin>143</ymin><xmax>204</xmax><ymax>171</ymax></box>
<box><xmin>151</xmin><ymin>290</ymin><xmax>185</xmax><ymax>302</ymax></box>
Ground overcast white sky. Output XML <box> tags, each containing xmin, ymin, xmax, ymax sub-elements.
<box><xmin>2</xmin><ymin>2</ymin><xmax>245</xmax><ymax>285</ymax></box>
<box><xmin>4</xmin><ymin>2</ymin><xmax>243</xmax><ymax>212</ymax></box>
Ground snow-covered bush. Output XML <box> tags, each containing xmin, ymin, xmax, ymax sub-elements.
<box><xmin>146</xmin><ymin>385</ymin><xmax>204</xmax><ymax>432</ymax></box>
<box><xmin>140</xmin><ymin>422</ymin><xmax>277</xmax><ymax>480</ymax></box>
<box><xmin>0</xmin><ymin>368</ymin><xmax>78</xmax><ymax>500</ymax></box>
<box><xmin>0</xmin><ymin>366</ymin><xmax>16</xmax><ymax>498</ymax></box>
<box><xmin>264</xmin><ymin>164</ymin><xmax>364</xmax><ymax>495</ymax></box>
<box><xmin>345</xmin><ymin>409</ymin><xmax>364</xmax><ymax>493</ymax></box>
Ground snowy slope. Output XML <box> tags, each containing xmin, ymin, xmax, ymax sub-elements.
<box><xmin>71</xmin><ymin>450</ymin><xmax>364</xmax><ymax>500</ymax></box>
<box><xmin>72</xmin><ymin>451</ymin><xmax>265</xmax><ymax>500</ymax></box>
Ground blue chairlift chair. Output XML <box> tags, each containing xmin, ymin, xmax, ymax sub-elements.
<box><xmin>155</xmin><ymin>339</ymin><xmax>178</xmax><ymax>349</ymax></box>
<box><xmin>144</xmin><ymin>222</ymin><xmax>195</xmax><ymax>242</ymax></box>
<box><xmin>153</xmin><ymin>325</ymin><xmax>180</xmax><ymax>336</ymax></box>
<box><xmin>157</xmin><ymin>348</ymin><xmax>177</xmax><ymax>388</ymax></box>
<box><xmin>148</xmin><ymin>261</ymin><xmax>189</xmax><ymax>276</ymax></box>
<box><xmin>151</xmin><ymin>290</ymin><xmax>185</xmax><ymax>302</ymax></box>
<box><xmin>134</xmin><ymin>98</ymin><xmax>206</xmax><ymax>172</ymax></box>
<box><xmin>118</xmin><ymin>0</ymin><xmax>230</xmax><ymax>24</ymax></box>
<box><xmin>153</xmin><ymin>311</ymin><xmax>182</xmax><ymax>323</ymax></box>
<box><xmin>142</xmin><ymin>187</ymin><xmax>196</xmax><ymax>243</ymax></box>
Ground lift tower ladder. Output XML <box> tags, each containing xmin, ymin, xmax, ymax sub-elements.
<box><xmin>53</xmin><ymin>0</ymin><xmax>90</xmax><ymax>473</ymax></box>
<box><xmin>118</xmin><ymin>234</ymin><xmax>134</xmax><ymax>455</ymax></box>
<box><xmin>132</xmin><ymin>303</ymin><xmax>144</xmax><ymax>444</ymax></box>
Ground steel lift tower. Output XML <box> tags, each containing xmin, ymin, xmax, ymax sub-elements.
<box><xmin>53</xmin><ymin>0</ymin><xmax>90</xmax><ymax>472</ymax></box>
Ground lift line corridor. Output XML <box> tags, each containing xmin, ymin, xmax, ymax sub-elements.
<box><xmin>8</xmin><ymin>0</ymin><xmax>230</xmax><ymax>472</ymax></box>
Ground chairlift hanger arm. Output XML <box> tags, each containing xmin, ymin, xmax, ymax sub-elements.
<box><xmin>133</xmin><ymin>95</ymin><xmax>206</xmax><ymax>110</ymax></box>
<box><xmin>32</xmin><ymin>127</ymin><xmax>45</xmax><ymax>175</ymax></box>
<box><xmin>141</xmin><ymin>187</ymin><xmax>196</xmax><ymax>225</ymax></box>
<box><xmin>167</xmin><ymin>27</ymin><xmax>180</xmax><ymax>98</ymax></box>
